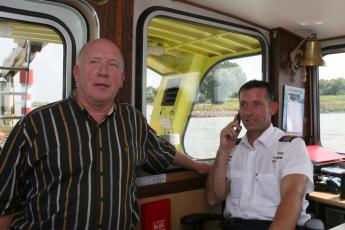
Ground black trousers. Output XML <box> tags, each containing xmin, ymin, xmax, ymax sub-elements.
<box><xmin>221</xmin><ymin>218</ymin><xmax>305</xmax><ymax>230</ymax></box>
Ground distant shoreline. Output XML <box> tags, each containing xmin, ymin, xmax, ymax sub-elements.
<box><xmin>147</xmin><ymin>102</ymin><xmax>345</xmax><ymax>118</ymax></box>
<box><xmin>191</xmin><ymin>110</ymin><xmax>237</xmax><ymax>117</ymax></box>
<box><xmin>191</xmin><ymin>109</ymin><xmax>345</xmax><ymax>117</ymax></box>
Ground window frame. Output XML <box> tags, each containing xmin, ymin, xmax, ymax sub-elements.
<box><xmin>136</xmin><ymin>6</ymin><xmax>269</xmax><ymax>112</ymax></box>
<box><xmin>0</xmin><ymin>0</ymin><xmax>98</xmax><ymax>97</ymax></box>
<box><xmin>135</xmin><ymin>6</ymin><xmax>269</xmax><ymax>159</ymax></box>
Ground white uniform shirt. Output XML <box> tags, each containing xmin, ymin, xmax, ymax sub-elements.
<box><xmin>224</xmin><ymin>125</ymin><xmax>314</xmax><ymax>226</ymax></box>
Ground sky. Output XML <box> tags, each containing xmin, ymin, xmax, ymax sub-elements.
<box><xmin>319</xmin><ymin>53</ymin><xmax>345</xmax><ymax>80</ymax></box>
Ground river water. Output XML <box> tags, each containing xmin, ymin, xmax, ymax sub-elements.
<box><xmin>147</xmin><ymin>105</ymin><xmax>345</xmax><ymax>159</ymax></box>
<box><xmin>184</xmin><ymin>113</ymin><xmax>345</xmax><ymax>159</ymax></box>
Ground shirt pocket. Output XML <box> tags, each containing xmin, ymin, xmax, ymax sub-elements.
<box><xmin>253</xmin><ymin>173</ymin><xmax>280</xmax><ymax>206</ymax></box>
<box><xmin>229</xmin><ymin>170</ymin><xmax>243</xmax><ymax>201</ymax></box>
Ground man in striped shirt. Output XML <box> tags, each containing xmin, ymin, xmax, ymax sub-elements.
<box><xmin>0</xmin><ymin>39</ymin><xmax>209</xmax><ymax>229</ymax></box>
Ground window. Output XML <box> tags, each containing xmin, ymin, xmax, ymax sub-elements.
<box><xmin>0</xmin><ymin>21</ymin><xmax>63</xmax><ymax>143</ymax></box>
<box><xmin>0</xmin><ymin>0</ymin><xmax>96</xmax><ymax>145</ymax></box>
<box><xmin>141</xmin><ymin>13</ymin><xmax>267</xmax><ymax>160</ymax></box>
<box><xmin>319</xmin><ymin>52</ymin><xmax>345</xmax><ymax>152</ymax></box>
<box><xmin>184</xmin><ymin>55</ymin><xmax>261</xmax><ymax>159</ymax></box>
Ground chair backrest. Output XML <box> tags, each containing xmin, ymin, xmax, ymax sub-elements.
<box><xmin>180</xmin><ymin>212</ymin><xmax>224</xmax><ymax>230</ymax></box>
<box><xmin>304</xmin><ymin>218</ymin><xmax>325</xmax><ymax>230</ymax></box>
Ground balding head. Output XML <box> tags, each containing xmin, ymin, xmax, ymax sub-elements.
<box><xmin>76</xmin><ymin>38</ymin><xmax>124</xmax><ymax>71</ymax></box>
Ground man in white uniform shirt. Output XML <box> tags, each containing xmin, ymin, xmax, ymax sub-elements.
<box><xmin>206</xmin><ymin>80</ymin><xmax>314</xmax><ymax>230</ymax></box>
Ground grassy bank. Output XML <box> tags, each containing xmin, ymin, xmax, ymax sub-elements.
<box><xmin>192</xmin><ymin>98</ymin><xmax>238</xmax><ymax>117</ymax></box>
<box><xmin>193</xmin><ymin>98</ymin><xmax>239</xmax><ymax>111</ymax></box>
<box><xmin>319</xmin><ymin>95</ymin><xmax>345</xmax><ymax>112</ymax></box>
<box><xmin>192</xmin><ymin>95</ymin><xmax>345</xmax><ymax>115</ymax></box>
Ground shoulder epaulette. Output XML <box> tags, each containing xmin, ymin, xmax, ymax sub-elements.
<box><xmin>279</xmin><ymin>135</ymin><xmax>299</xmax><ymax>142</ymax></box>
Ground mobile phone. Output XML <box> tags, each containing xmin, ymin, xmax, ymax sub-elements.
<box><xmin>233</xmin><ymin>112</ymin><xmax>242</xmax><ymax>132</ymax></box>
<box><xmin>235</xmin><ymin>112</ymin><xmax>241</xmax><ymax>125</ymax></box>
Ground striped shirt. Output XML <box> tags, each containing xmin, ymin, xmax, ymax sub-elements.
<box><xmin>0</xmin><ymin>94</ymin><xmax>176</xmax><ymax>229</ymax></box>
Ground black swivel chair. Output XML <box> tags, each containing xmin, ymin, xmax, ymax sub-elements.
<box><xmin>180</xmin><ymin>212</ymin><xmax>223</xmax><ymax>230</ymax></box>
<box><xmin>181</xmin><ymin>212</ymin><xmax>325</xmax><ymax>230</ymax></box>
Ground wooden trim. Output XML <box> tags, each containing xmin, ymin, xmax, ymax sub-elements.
<box><xmin>309</xmin><ymin>191</ymin><xmax>345</xmax><ymax>209</ymax></box>
<box><xmin>319</xmin><ymin>35</ymin><xmax>345</xmax><ymax>42</ymax></box>
<box><xmin>272</xmin><ymin>27</ymin><xmax>303</xmax><ymax>40</ymax></box>
<box><xmin>115</xmin><ymin>0</ymin><xmax>122</xmax><ymax>46</ymax></box>
<box><xmin>137</xmin><ymin>175</ymin><xmax>207</xmax><ymax>198</ymax></box>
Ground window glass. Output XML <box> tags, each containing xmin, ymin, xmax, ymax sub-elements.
<box><xmin>0</xmin><ymin>20</ymin><xmax>63</xmax><ymax>144</ymax></box>
<box><xmin>319</xmin><ymin>53</ymin><xmax>345</xmax><ymax>152</ymax></box>
<box><xmin>145</xmin><ymin>16</ymin><xmax>264</xmax><ymax>159</ymax></box>
<box><xmin>184</xmin><ymin>55</ymin><xmax>261</xmax><ymax>159</ymax></box>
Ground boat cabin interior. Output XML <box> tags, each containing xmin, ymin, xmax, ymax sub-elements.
<box><xmin>1</xmin><ymin>0</ymin><xmax>345</xmax><ymax>229</ymax></box>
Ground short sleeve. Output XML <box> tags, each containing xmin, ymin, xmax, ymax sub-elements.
<box><xmin>279</xmin><ymin>138</ymin><xmax>314</xmax><ymax>193</ymax></box>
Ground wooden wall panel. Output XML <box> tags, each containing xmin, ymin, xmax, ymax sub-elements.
<box><xmin>270</xmin><ymin>28</ymin><xmax>312</xmax><ymax>141</ymax></box>
<box><xmin>86</xmin><ymin>0</ymin><xmax>134</xmax><ymax>103</ymax></box>
<box><xmin>136</xmin><ymin>189</ymin><xmax>221</xmax><ymax>230</ymax></box>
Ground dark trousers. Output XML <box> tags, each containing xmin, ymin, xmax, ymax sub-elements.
<box><xmin>221</xmin><ymin>218</ymin><xmax>304</xmax><ymax>230</ymax></box>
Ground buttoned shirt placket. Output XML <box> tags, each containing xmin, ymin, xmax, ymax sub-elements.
<box><xmin>239</xmin><ymin>147</ymin><xmax>257</xmax><ymax>217</ymax></box>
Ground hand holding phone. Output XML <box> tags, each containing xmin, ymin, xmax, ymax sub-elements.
<box><xmin>219</xmin><ymin>113</ymin><xmax>242</xmax><ymax>151</ymax></box>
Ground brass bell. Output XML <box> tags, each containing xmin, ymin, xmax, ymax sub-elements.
<box><xmin>300</xmin><ymin>33</ymin><xmax>325</xmax><ymax>67</ymax></box>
